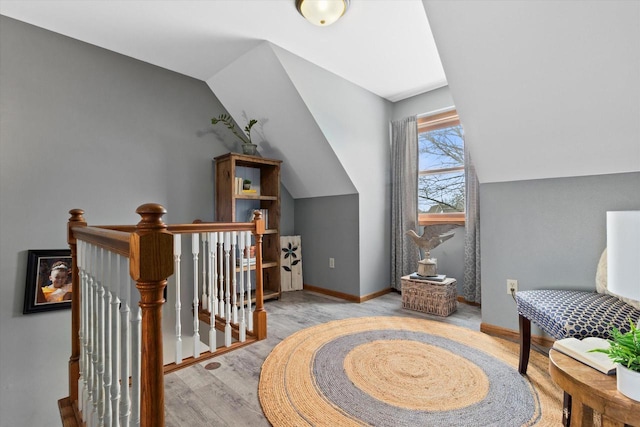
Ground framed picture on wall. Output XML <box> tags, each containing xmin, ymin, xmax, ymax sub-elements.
<box><xmin>23</xmin><ymin>249</ymin><xmax>72</xmax><ymax>314</ymax></box>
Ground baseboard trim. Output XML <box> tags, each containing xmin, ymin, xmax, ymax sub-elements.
<box><xmin>457</xmin><ymin>296</ymin><xmax>481</xmax><ymax>306</ymax></box>
<box><xmin>302</xmin><ymin>284</ymin><xmax>392</xmax><ymax>303</ymax></box>
<box><xmin>361</xmin><ymin>287</ymin><xmax>393</xmax><ymax>302</ymax></box>
<box><xmin>480</xmin><ymin>322</ymin><xmax>555</xmax><ymax>348</ymax></box>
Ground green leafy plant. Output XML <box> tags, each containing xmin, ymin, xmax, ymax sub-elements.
<box><xmin>211</xmin><ymin>114</ymin><xmax>258</xmax><ymax>145</ymax></box>
<box><xmin>590</xmin><ymin>318</ymin><xmax>640</xmax><ymax>372</ymax></box>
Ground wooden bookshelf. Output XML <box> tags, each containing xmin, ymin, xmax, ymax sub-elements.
<box><xmin>214</xmin><ymin>153</ymin><xmax>282</xmax><ymax>301</ymax></box>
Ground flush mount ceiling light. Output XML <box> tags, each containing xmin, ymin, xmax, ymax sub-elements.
<box><xmin>296</xmin><ymin>0</ymin><xmax>350</xmax><ymax>26</ymax></box>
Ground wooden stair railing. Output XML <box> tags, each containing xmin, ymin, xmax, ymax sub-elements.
<box><xmin>59</xmin><ymin>204</ymin><xmax>267</xmax><ymax>427</ymax></box>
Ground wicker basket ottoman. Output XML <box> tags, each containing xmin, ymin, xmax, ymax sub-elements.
<box><xmin>401</xmin><ymin>276</ymin><xmax>457</xmax><ymax>316</ymax></box>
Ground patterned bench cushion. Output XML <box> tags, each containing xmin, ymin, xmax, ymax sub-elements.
<box><xmin>516</xmin><ymin>290</ymin><xmax>640</xmax><ymax>340</ymax></box>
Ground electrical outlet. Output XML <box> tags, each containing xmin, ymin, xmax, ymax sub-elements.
<box><xmin>329</xmin><ymin>258</ymin><xmax>335</xmax><ymax>269</ymax></box>
<box><xmin>507</xmin><ymin>279</ymin><xmax>518</xmax><ymax>295</ymax></box>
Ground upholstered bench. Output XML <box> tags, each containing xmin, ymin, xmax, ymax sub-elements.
<box><xmin>515</xmin><ymin>289</ymin><xmax>640</xmax><ymax>375</ymax></box>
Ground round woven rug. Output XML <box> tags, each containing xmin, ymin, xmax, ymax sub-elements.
<box><xmin>258</xmin><ymin>316</ymin><xmax>562</xmax><ymax>426</ymax></box>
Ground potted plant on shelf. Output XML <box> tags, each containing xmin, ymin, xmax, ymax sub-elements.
<box><xmin>211</xmin><ymin>113</ymin><xmax>259</xmax><ymax>155</ymax></box>
<box><xmin>591</xmin><ymin>318</ymin><xmax>640</xmax><ymax>401</ymax></box>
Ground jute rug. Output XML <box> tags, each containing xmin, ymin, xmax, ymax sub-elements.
<box><xmin>258</xmin><ymin>316</ymin><xmax>563</xmax><ymax>426</ymax></box>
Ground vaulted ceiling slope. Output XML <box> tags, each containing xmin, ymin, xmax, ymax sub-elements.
<box><xmin>207</xmin><ymin>42</ymin><xmax>358</xmax><ymax>199</ymax></box>
<box><xmin>0</xmin><ymin>0</ymin><xmax>445</xmax><ymax>102</ymax></box>
<box><xmin>423</xmin><ymin>0</ymin><xmax>640</xmax><ymax>184</ymax></box>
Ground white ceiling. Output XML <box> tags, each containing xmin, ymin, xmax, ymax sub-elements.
<box><xmin>0</xmin><ymin>0</ymin><xmax>446</xmax><ymax>102</ymax></box>
<box><xmin>4</xmin><ymin>0</ymin><xmax>638</xmax><ymax>185</ymax></box>
<box><xmin>423</xmin><ymin>0</ymin><xmax>640</xmax><ymax>184</ymax></box>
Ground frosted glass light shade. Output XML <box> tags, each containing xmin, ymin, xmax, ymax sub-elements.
<box><xmin>296</xmin><ymin>0</ymin><xmax>349</xmax><ymax>26</ymax></box>
<box><xmin>607</xmin><ymin>211</ymin><xmax>640</xmax><ymax>301</ymax></box>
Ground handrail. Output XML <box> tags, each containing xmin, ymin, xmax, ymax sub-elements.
<box><xmin>62</xmin><ymin>204</ymin><xmax>266</xmax><ymax>427</ymax></box>
<box><xmin>70</xmin><ymin>226</ymin><xmax>131</xmax><ymax>257</ymax></box>
<box><xmin>95</xmin><ymin>221</ymin><xmax>258</xmax><ymax>234</ymax></box>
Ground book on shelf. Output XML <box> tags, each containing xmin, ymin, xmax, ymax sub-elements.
<box><xmin>242</xmin><ymin>189</ymin><xmax>257</xmax><ymax>194</ymax></box>
<box><xmin>409</xmin><ymin>273</ymin><xmax>447</xmax><ymax>282</ymax></box>
<box><xmin>552</xmin><ymin>336</ymin><xmax>616</xmax><ymax>375</ymax></box>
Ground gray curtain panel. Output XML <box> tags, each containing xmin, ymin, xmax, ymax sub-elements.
<box><xmin>391</xmin><ymin>116</ymin><xmax>419</xmax><ymax>290</ymax></box>
<box><xmin>463</xmin><ymin>142</ymin><xmax>481</xmax><ymax>303</ymax></box>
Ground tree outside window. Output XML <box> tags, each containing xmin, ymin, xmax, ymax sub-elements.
<box><xmin>418</xmin><ymin>110</ymin><xmax>465</xmax><ymax>225</ymax></box>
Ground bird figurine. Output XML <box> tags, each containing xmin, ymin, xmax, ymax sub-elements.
<box><xmin>406</xmin><ymin>224</ymin><xmax>457</xmax><ymax>258</ymax></box>
<box><xmin>406</xmin><ymin>225</ymin><xmax>457</xmax><ymax>276</ymax></box>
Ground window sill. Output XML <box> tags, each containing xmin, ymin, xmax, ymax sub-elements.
<box><xmin>418</xmin><ymin>214</ymin><xmax>465</xmax><ymax>227</ymax></box>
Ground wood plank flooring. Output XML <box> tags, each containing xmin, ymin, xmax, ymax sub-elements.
<box><xmin>164</xmin><ymin>289</ymin><xmax>481</xmax><ymax>427</ymax></box>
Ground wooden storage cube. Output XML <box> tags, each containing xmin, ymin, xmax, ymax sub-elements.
<box><xmin>401</xmin><ymin>276</ymin><xmax>457</xmax><ymax>316</ymax></box>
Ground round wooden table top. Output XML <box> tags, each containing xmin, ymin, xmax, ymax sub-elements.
<box><xmin>549</xmin><ymin>349</ymin><xmax>640</xmax><ymax>426</ymax></box>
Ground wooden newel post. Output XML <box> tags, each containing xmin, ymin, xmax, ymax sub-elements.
<box><xmin>130</xmin><ymin>204</ymin><xmax>173</xmax><ymax>427</ymax></box>
<box><xmin>252</xmin><ymin>211</ymin><xmax>267</xmax><ymax>340</ymax></box>
<box><xmin>68</xmin><ymin>209</ymin><xmax>87</xmax><ymax>403</ymax></box>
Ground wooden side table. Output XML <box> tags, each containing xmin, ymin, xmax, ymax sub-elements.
<box><xmin>548</xmin><ymin>349</ymin><xmax>640</xmax><ymax>427</ymax></box>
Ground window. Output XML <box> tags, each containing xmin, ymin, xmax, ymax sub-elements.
<box><xmin>418</xmin><ymin>110</ymin><xmax>465</xmax><ymax>225</ymax></box>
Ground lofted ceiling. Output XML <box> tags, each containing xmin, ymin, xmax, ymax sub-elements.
<box><xmin>0</xmin><ymin>0</ymin><xmax>446</xmax><ymax>103</ymax></box>
<box><xmin>3</xmin><ymin>1</ymin><xmax>638</xmax><ymax>186</ymax></box>
<box><xmin>423</xmin><ymin>0</ymin><xmax>640</xmax><ymax>184</ymax></box>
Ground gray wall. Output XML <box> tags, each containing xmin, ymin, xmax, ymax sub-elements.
<box><xmin>292</xmin><ymin>85</ymin><xmax>464</xmax><ymax>298</ymax></box>
<box><xmin>0</xmin><ymin>17</ymin><xmax>238</xmax><ymax>426</ymax></box>
<box><xmin>280</xmin><ymin>184</ymin><xmax>295</xmax><ymax>236</ymax></box>
<box><xmin>429</xmin><ymin>225</ymin><xmax>465</xmax><ymax>287</ymax></box>
<box><xmin>481</xmin><ymin>172</ymin><xmax>640</xmax><ymax>335</ymax></box>
<box><xmin>295</xmin><ymin>195</ymin><xmax>360</xmax><ymax>296</ymax></box>
<box><xmin>272</xmin><ymin>46</ymin><xmax>394</xmax><ymax>297</ymax></box>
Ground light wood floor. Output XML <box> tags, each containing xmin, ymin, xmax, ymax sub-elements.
<box><xmin>164</xmin><ymin>289</ymin><xmax>481</xmax><ymax>427</ymax></box>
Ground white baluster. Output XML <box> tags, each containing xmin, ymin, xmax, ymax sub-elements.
<box><xmin>210</xmin><ymin>233</ymin><xmax>218</xmax><ymax>317</ymax></box>
<box><xmin>224</xmin><ymin>232</ymin><xmax>232</xmax><ymax>347</ymax></box>
<box><xmin>192</xmin><ymin>233</ymin><xmax>201</xmax><ymax>358</ymax></box>
<box><xmin>208</xmin><ymin>232</ymin><xmax>217</xmax><ymax>351</ymax></box>
<box><xmin>218</xmin><ymin>232</ymin><xmax>225</xmax><ymax>317</ymax></box>
<box><xmin>238</xmin><ymin>232</ymin><xmax>246</xmax><ymax>342</ymax></box>
<box><xmin>231</xmin><ymin>231</ymin><xmax>238</xmax><ymax>324</ymax></box>
<box><xmin>96</xmin><ymin>248</ymin><xmax>106</xmax><ymax>426</ymax></box>
<box><xmin>110</xmin><ymin>254</ymin><xmax>122</xmax><ymax>426</ymax></box>
<box><xmin>90</xmin><ymin>244</ymin><xmax>99</xmax><ymax>425</ymax></box>
<box><xmin>201</xmin><ymin>232</ymin><xmax>208</xmax><ymax>311</ymax></box>
<box><xmin>103</xmin><ymin>252</ymin><xmax>113</xmax><ymax>427</ymax></box>
<box><xmin>246</xmin><ymin>232</ymin><xmax>253</xmax><ymax>332</ymax></box>
<box><xmin>173</xmin><ymin>233</ymin><xmax>183</xmax><ymax>364</ymax></box>
<box><xmin>119</xmin><ymin>256</ymin><xmax>131</xmax><ymax>427</ymax></box>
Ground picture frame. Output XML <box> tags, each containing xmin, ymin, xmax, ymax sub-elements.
<box><xmin>23</xmin><ymin>249</ymin><xmax>73</xmax><ymax>314</ymax></box>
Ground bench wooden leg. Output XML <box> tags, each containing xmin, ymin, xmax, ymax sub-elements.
<box><xmin>518</xmin><ymin>314</ymin><xmax>531</xmax><ymax>375</ymax></box>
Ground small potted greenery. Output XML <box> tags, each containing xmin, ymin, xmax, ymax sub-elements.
<box><xmin>591</xmin><ymin>318</ymin><xmax>640</xmax><ymax>401</ymax></box>
<box><xmin>211</xmin><ymin>114</ymin><xmax>259</xmax><ymax>155</ymax></box>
